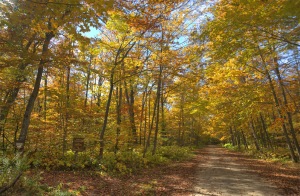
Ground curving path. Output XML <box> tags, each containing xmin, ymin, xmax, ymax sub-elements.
<box><xmin>191</xmin><ymin>145</ymin><xmax>281</xmax><ymax>196</ymax></box>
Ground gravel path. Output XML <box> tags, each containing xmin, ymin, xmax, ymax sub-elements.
<box><xmin>191</xmin><ymin>145</ymin><xmax>282</xmax><ymax>196</ymax></box>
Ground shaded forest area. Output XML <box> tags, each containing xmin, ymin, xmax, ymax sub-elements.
<box><xmin>1</xmin><ymin>0</ymin><xmax>300</xmax><ymax>195</ymax></box>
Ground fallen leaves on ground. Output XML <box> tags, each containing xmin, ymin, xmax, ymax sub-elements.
<box><xmin>37</xmin><ymin>150</ymin><xmax>206</xmax><ymax>196</ymax></box>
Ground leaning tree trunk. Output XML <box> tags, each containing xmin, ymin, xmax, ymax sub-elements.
<box><xmin>249</xmin><ymin>118</ymin><xmax>262</xmax><ymax>153</ymax></box>
<box><xmin>241</xmin><ymin>129</ymin><xmax>248</xmax><ymax>149</ymax></box>
<box><xmin>273</xmin><ymin>57</ymin><xmax>300</xmax><ymax>161</ymax></box>
<box><xmin>99</xmin><ymin>72</ymin><xmax>114</xmax><ymax>161</ymax></box>
<box><xmin>257</xmin><ymin>45</ymin><xmax>297</xmax><ymax>162</ymax></box>
<box><xmin>17</xmin><ymin>32</ymin><xmax>54</xmax><ymax>152</ymax></box>
<box><xmin>259</xmin><ymin>112</ymin><xmax>273</xmax><ymax>150</ymax></box>
<box><xmin>0</xmin><ymin>38</ymin><xmax>36</xmax><ymax>128</ymax></box>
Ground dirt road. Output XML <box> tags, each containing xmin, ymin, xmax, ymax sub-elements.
<box><xmin>191</xmin><ymin>145</ymin><xmax>281</xmax><ymax>196</ymax></box>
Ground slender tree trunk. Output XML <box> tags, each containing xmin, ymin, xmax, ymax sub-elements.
<box><xmin>241</xmin><ymin>129</ymin><xmax>248</xmax><ymax>149</ymax></box>
<box><xmin>152</xmin><ymin>65</ymin><xmax>162</xmax><ymax>155</ymax></box>
<box><xmin>181</xmin><ymin>104</ymin><xmax>185</xmax><ymax>146</ymax></box>
<box><xmin>249</xmin><ymin>119</ymin><xmax>262</xmax><ymax>153</ymax></box>
<box><xmin>139</xmin><ymin>90</ymin><xmax>146</xmax><ymax>145</ymax></box>
<box><xmin>161</xmin><ymin>81</ymin><xmax>166</xmax><ymax>142</ymax></box>
<box><xmin>256</xmin><ymin>118</ymin><xmax>266</xmax><ymax>148</ymax></box>
<box><xmin>190</xmin><ymin>118</ymin><xmax>194</xmax><ymax>146</ymax></box>
<box><xmin>234</xmin><ymin>126</ymin><xmax>240</xmax><ymax>149</ymax></box>
<box><xmin>257</xmin><ymin>46</ymin><xmax>297</xmax><ymax>162</ymax></box>
<box><xmin>63</xmin><ymin>65</ymin><xmax>71</xmax><ymax>157</ymax></box>
<box><xmin>273</xmin><ymin>57</ymin><xmax>300</xmax><ymax>161</ymax></box>
<box><xmin>124</xmin><ymin>82</ymin><xmax>137</xmax><ymax>145</ymax></box>
<box><xmin>229</xmin><ymin>126</ymin><xmax>235</xmax><ymax>146</ymax></box>
<box><xmin>143</xmin><ymin>95</ymin><xmax>158</xmax><ymax>158</ymax></box>
<box><xmin>259</xmin><ymin>112</ymin><xmax>273</xmax><ymax>150</ymax></box>
<box><xmin>0</xmin><ymin>39</ymin><xmax>35</xmax><ymax>126</ymax></box>
<box><xmin>17</xmin><ymin>32</ymin><xmax>54</xmax><ymax>152</ymax></box>
<box><xmin>178</xmin><ymin>106</ymin><xmax>181</xmax><ymax>144</ymax></box>
<box><xmin>99</xmin><ymin>72</ymin><xmax>114</xmax><ymax>161</ymax></box>
<box><xmin>115</xmin><ymin>84</ymin><xmax>122</xmax><ymax>154</ymax></box>
<box><xmin>144</xmin><ymin>89</ymin><xmax>147</xmax><ymax>148</ymax></box>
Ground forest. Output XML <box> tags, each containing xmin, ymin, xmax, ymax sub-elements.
<box><xmin>1</xmin><ymin>0</ymin><xmax>300</xmax><ymax>195</ymax></box>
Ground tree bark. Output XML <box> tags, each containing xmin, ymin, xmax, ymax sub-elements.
<box><xmin>256</xmin><ymin>118</ymin><xmax>266</xmax><ymax>148</ymax></box>
<box><xmin>0</xmin><ymin>39</ymin><xmax>36</xmax><ymax>127</ymax></box>
<box><xmin>241</xmin><ymin>129</ymin><xmax>248</xmax><ymax>149</ymax></box>
<box><xmin>249</xmin><ymin>118</ymin><xmax>262</xmax><ymax>153</ymax></box>
<box><xmin>63</xmin><ymin>65</ymin><xmax>71</xmax><ymax>157</ymax></box>
<box><xmin>99</xmin><ymin>72</ymin><xmax>114</xmax><ymax>161</ymax></box>
<box><xmin>229</xmin><ymin>126</ymin><xmax>235</xmax><ymax>146</ymax></box>
<box><xmin>0</xmin><ymin>173</ymin><xmax>22</xmax><ymax>194</ymax></box>
<box><xmin>257</xmin><ymin>46</ymin><xmax>297</xmax><ymax>162</ymax></box>
<box><xmin>139</xmin><ymin>89</ymin><xmax>147</xmax><ymax>145</ymax></box>
<box><xmin>152</xmin><ymin>65</ymin><xmax>162</xmax><ymax>155</ymax></box>
<box><xmin>143</xmin><ymin>95</ymin><xmax>158</xmax><ymax>158</ymax></box>
<box><xmin>17</xmin><ymin>32</ymin><xmax>54</xmax><ymax>151</ymax></box>
<box><xmin>115</xmin><ymin>85</ymin><xmax>122</xmax><ymax>154</ymax></box>
<box><xmin>259</xmin><ymin>112</ymin><xmax>273</xmax><ymax>150</ymax></box>
<box><xmin>124</xmin><ymin>82</ymin><xmax>137</xmax><ymax>145</ymax></box>
<box><xmin>273</xmin><ymin>57</ymin><xmax>300</xmax><ymax>161</ymax></box>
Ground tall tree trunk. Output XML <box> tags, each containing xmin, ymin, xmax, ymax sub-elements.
<box><xmin>234</xmin><ymin>126</ymin><xmax>240</xmax><ymax>149</ymax></box>
<box><xmin>17</xmin><ymin>32</ymin><xmax>54</xmax><ymax>152</ymax></box>
<box><xmin>256</xmin><ymin>118</ymin><xmax>266</xmax><ymax>148</ymax></box>
<box><xmin>178</xmin><ymin>106</ymin><xmax>181</xmax><ymax>144</ymax></box>
<box><xmin>161</xmin><ymin>81</ymin><xmax>166</xmax><ymax>141</ymax></box>
<box><xmin>241</xmin><ymin>129</ymin><xmax>248</xmax><ymax>149</ymax></box>
<box><xmin>0</xmin><ymin>39</ymin><xmax>35</xmax><ymax>126</ymax></box>
<box><xmin>115</xmin><ymin>85</ymin><xmax>122</xmax><ymax>154</ymax></box>
<box><xmin>130</xmin><ymin>85</ymin><xmax>137</xmax><ymax>144</ymax></box>
<box><xmin>190</xmin><ymin>118</ymin><xmax>194</xmax><ymax>147</ymax></box>
<box><xmin>139</xmin><ymin>90</ymin><xmax>146</xmax><ymax>145</ymax></box>
<box><xmin>259</xmin><ymin>112</ymin><xmax>273</xmax><ymax>150</ymax></box>
<box><xmin>181</xmin><ymin>104</ymin><xmax>185</xmax><ymax>146</ymax></box>
<box><xmin>257</xmin><ymin>46</ymin><xmax>297</xmax><ymax>162</ymax></box>
<box><xmin>249</xmin><ymin>118</ymin><xmax>262</xmax><ymax>153</ymax></box>
<box><xmin>83</xmin><ymin>60</ymin><xmax>91</xmax><ymax>125</ymax></box>
<box><xmin>144</xmin><ymin>89</ymin><xmax>148</xmax><ymax>148</ymax></box>
<box><xmin>124</xmin><ymin>82</ymin><xmax>137</xmax><ymax>145</ymax></box>
<box><xmin>229</xmin><ymin>126</ymin><xmax>235</xmax><ymax>146</ymax></box>
<box><xmin>63</xmin><ymin>65</ymin><xmax>71</xmax><ymax>157</ymax></box>
<box><xmin>99</xmin><ymin>72</ymin><xmax>114</xmax><ymax>161</ymax></box>
<box><xmin>273</xmin><ymin>57</ymin><xmax>300</xmax><ymax>161</ymax></box>
<box><xmin>152</xmin><ymin>65</ymin><xmax>162</xmax><ymax>155</ymax></box>
<box><xmin>143</xmin><ymin>95</ymin><xmax>158</xmax><ymax>158</ymax></box>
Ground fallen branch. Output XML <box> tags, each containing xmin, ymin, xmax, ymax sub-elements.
<box><xmin>0</xmin><ymin>172</ymin><xmax>22</xmax><ymax>194</ymax></box>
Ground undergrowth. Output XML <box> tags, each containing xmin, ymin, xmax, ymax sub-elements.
<box><xmin>1</xmin><ymin>145</ymin><xmax>201</xmax><ymax>195</ymax></box>
<box><xmin>222</xmin><ymin>143</ymin><xmax>299</xmax><ymax>166</ymax></box>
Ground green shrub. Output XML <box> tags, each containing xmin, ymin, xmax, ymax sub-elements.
<box><xmin>223</xmin><ymin>143</ymin><xmax>232</xmax><ymax>149</ymax></box>
<box><xmin>156</xmin><ymin>146</ymin><xmax>192</xmax><ymax>160</ymax></box>
<box><xmin>0</xmin><ymin>154</ymin><xmax>29</xmax><ymax>188</ymax></box>
<box><xmin>98</xmin><ymin>145</ymin><xmax>194</xmax><ymax>175</ymax></box>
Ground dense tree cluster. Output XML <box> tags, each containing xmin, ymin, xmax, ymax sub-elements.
<box><xmin>0</xmin><ymin>0</ymin><xmax>300</xmax><ymax>168</ymax></box>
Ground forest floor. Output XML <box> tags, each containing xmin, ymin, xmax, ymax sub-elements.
<box><xmin>35</xmin><ymin>150</ymin><xmax>202</xmax><ymax>196</ymax></box>
<box><xmin>8</xmin><ymin>145</ymin><xmax>300</xmax><ymax>196</ymax></box>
